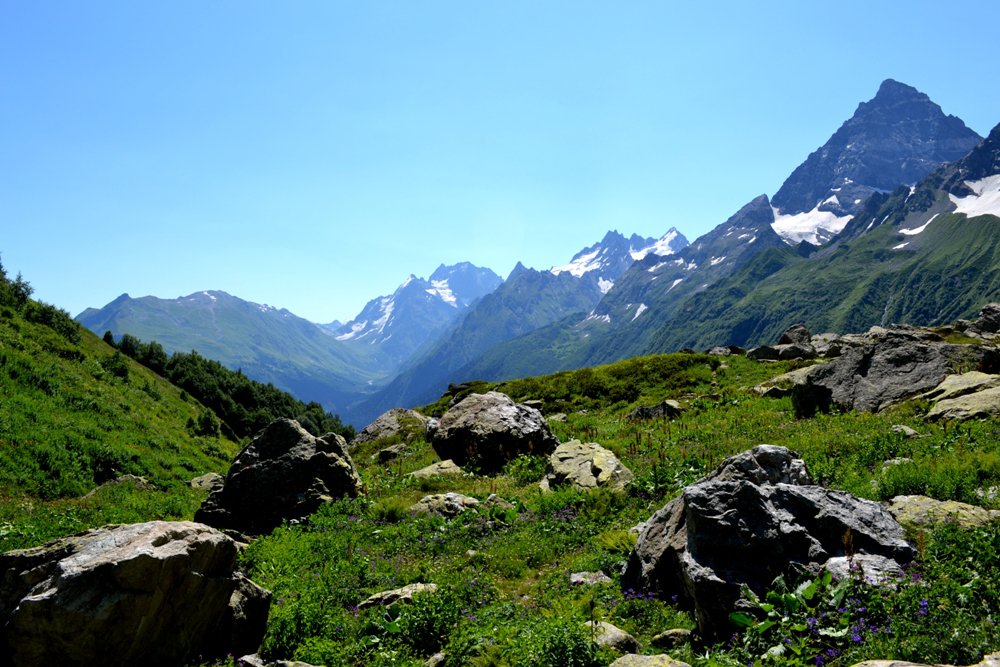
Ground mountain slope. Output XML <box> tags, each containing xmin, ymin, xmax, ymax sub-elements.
<box><xmin>77</xmin><ymin>290</ymin><xmax>387</xmax><ymax>415</ymax></box>
<box><xmin>770</xmin><ymin>79</ymin><xmax>982</xmax><ymax>245</ymax></box>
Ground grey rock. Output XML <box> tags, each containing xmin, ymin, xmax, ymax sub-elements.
<box><xmin>650</xmin><ymin>628</ymin><xmax>692</xmax><ymax>649</ymax></box>
<box><xmin>372</xmin><ymin>442</ymin><xmax>408</xmax><ymax>464</ymax></box>
<box><xmin>706</xmin><ymin>346</ymin><xmax>732</xmax><ymax>356</ymax></box>
<box><xmin>584</xmin><ymin>620</ymin><xmax>639</xmax><ymax>653</ymax></box>
<box><xmin>746</xmin><ymin>345</ymin><xmax>781</xmax><ymax>361</ymax></box>
<box><xmin>975</xmin><ymin>303</ymin><xmax>1000</xmax><ymax>334</ymax></box>
<box><xmin>0</xmin><ymin>521</ymin><xmax>270</xmax><ymax>667</ymax></box>
<box><xmin>885</xmin><ymin>495</ymin><xmax>1000</xmax><ymax>531</ymax></box>
<box><xmin>82</xmin><ymin>474</ymin><xmax>155</xmax><ymax>499</ymax></box>
<box><xmin>880</xmin><ymin>458</ymin><xmax>914</xmax><ymax>471</ymax></box>
<box><xmin>196</xmin><ymin>418</ymin><xmax>363</xmax><ymax>534</ymax></box>
<box><xmin>922</xmin><ymin>371</ymin><xmax>1000</xmax><ymax>403</ymax></box>
<box><xmin>425</xmin><ymin>652</ymin><xmax>446</xmax><ymax>667</ymax></box>
<box><xmin>408</xmin><ymin>459</ymin><xmax>464</xmax><ymax>479</ymax></box>
<box><xmin>890</xmin><ymin>425</ymin><xmax>919</xmax><ymax>438</ymax></box>
<box><xmin>791</xmin><ymin>338</ymin><xmax>997</xmax><ymax>416</ymax></box>
<box><xmin>608</xmin><ymin>655</ymin><xmax>692</xmax><ymax>667</ymax></box>
<box><xmin>548</xmin><ymin>412</ymin><xmax>569</xmax><ymax>423</ymax></box>
<box><xmin>622</xmin><ymin>446</ymin><xmax>914</xmax><ymax>639</ymax></box>
<box><xmin>409</xmin><ymin>492</ymin><xmax>480</xmax><ymax>518</ymax></box>
<box><xmin>629</xmin><ymin>400</ymin><xmax>683</xmax><ymax>421</ymax></box>
<box><xmin>190</xmin><ymin>472</ymin><xmax>224</xmax><ymax>491</ymax></box>
<box><xmin>430</xmin><ymin>392</ymin><xmax>559</xmax><ymax>473</ymax></box>
<box><xmin>352</xmin><ymin>408</ymin><xmax>429</xmax><ymax>449</ymax></box>
<box><xmin>540</xmin><ymin>440</ymin><xmax>633</xmax><ymax>492</ymax></box>
<box><xmin>926</xmin><ymin>385</ymin><xmax>1000</xmax><ymax>422</ymax></box>
<box><xmin>570</xmin><ymin>571</ymin><xmax>613</xmax><ymax>586</ymax></box>
<box><xmin>776</xmin><ymin>342</ymin><xmax>817</xmax><ymax>360</ymax></box>
<box><xmin>824</xmin><ymin>554</ymin><xmax>904</xmax><ymax>586</ymax></box>
<box><xmin>779</xmin><ymin>324</ymin><xmax>812</xmax><ymax>345</ymax></box>
<box><xmin>358</xmin><ymin>583</ymin><xmax>438</xmax><ymax>610</ymax></box>
<box><xmin>752</xmin><ymin>366</ymin><xmax>816</xmax><ymax>399</ymax></box>
<box><xmin>811</xmin><ymin>333</ymin><xmax>844</xmax><ymax>358</ymax></box>
<box><xmin>850</xmin><ymin>652</ymin><xmax>1000</xmax><ymax>667</ymax></box>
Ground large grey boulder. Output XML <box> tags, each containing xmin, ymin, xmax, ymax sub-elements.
<box><xmin>584</xmin><ymin>620</ymin><xmax>639</xmax><ymax>653</ymax></box>
<box><xmin>430</xmin><ymin>392</ymin><xmax>559</xmax><ymax>473</ymax></box>
<box><xmin>926</xmin><ymin>386</ymin><xmax>1000</xmax><ymax>422</ymax></box>
<box><xmin>622</xmin><ymin>446</ymin><xmax>914</xmax><ymax>640</ymax></box>
<box><xmin>196</xmin><ymin>418</ymin><xmax>363</xmax><ymax>534</ymax></box>
<box><xmin>791</xmin><ymin>337</ymin><xmax>997</xmax><ymax>416</ymax></box>
<box><xmin>352</xmin><ymin>408</ymin><xmax>429</xmax><ymax>449</ymax></box>
<box><xmin>539</xmin><ymin>440</ymin><xmax>633</xmax><ymax>492</ymax></box>
<box><xmin>0</xmin><ymin>521</ymin><xmax>270</xmax><ymax>667</ymax></box>
<box><xmin>779</xmin><ymin>323</ymin><xmax>812</xmax><ymax>345</ymax></box>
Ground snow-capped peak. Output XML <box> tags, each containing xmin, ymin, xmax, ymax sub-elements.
<box><xmin>631</xmin><ymin>228</ymin><xmax>687</xmax><ymax>261</ymax></box>
<box><xmin>770</xmin><ymin>204</ymin><xmax>853</xmax><ymax>246</ymax></box>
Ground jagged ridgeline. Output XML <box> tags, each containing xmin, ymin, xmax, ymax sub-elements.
<box><xmin>0</xmin><ymin>258</ymin><xmax>348</xmax><ymax>549</ymax></box>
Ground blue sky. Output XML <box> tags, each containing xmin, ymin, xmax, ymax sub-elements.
<box><xmin>2</xmin><ymin>1</ymin><xmax>998</xmax><ymax>323</ymax></box>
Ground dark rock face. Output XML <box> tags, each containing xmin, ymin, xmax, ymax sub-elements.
<box><xmin>975</xmin><ymin>303</ymin><xmax>1000</xmax><ymax>334</ymax></box>
<box><xmin>629</xmin><ymin>400</ymin><xmax>682</xmax><ymax>421</ymax></box>
<box><xmin>430</xmin><ymin>392</ymin><xmax>559</xmax><ymax>473</ymax></box>
<box><xmin>0</xmin><ymin>521</ymin><xmax>270</xmax><ymax>667</ymax></box>
<box><xmin>779</xmin><ymin>324</ymin><xmax>812</xmax><ymax>345</ymax></box>
<box><xmin>772</xmin><ymin>79</ymin><xmax>982</xmax><ymax>218</ymax></box>
<box><xmin>196</xmin><ymin>418</ymin><xmax>363</xmax><ymax>534</ymax></box>
<box><xmin>791</xmin><ymin>336</ymin><xmax>997</xmax><ymax>416</ymax></box>
<box><xmin>622</xmin><ymin>446</ymin><xmax>914</xmax><ymax>639</ymax></box>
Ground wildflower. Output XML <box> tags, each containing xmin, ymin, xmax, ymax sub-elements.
<box><xmin>918</xmin><ymin>598</ymin><xmax>929</xmax><ymax>617</ymax></box>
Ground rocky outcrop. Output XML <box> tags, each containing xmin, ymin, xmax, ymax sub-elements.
<box><xmin>752</xmin><ymin>365</ymin><xmax>817</xmax><ymax>398</ymax></box>
<box><xmin>539</xmin><ymin>440</ymin><xmax>633</xmax><ymax>492</ymax></box>
<box><xmin>885</xmin><ymin>495</ymin><xmax>1000</xmax><ymax>531</ymax></box>
<box><xmin>409</xmin><ymin>492</ymin><xmax>480</xmax><ymax>518</ymax></box>
<box><xmin>196</xmin><ymin>418</ymin><xmax>363</xmax><ymax>535</ymax></box>
<box><xmin>429</xmin><ymin>392</ymin><xmax>559</xmax><ymax>473</ymax></box>
<box><xmin>622</xmin><ymin>446</ymin><xmax>914</xmax><ymax>639</ymax></box>
<box><xmin>0</xmin><ymin>521</ymin><xmax>270</xmax><ymax>667</ymax></box>
<box><xmin>790</xmin><ymin>334</ymin><xmax>998</xmax><ymax>416</ymax></box>
<box><xmin>926</xmin><ymin>386</ymin><xmax>1000</xmax><ymax>422</ymax></box>
<box><xmin>352</xmin><ymin>408</ymin><xmax>429</xmax><ymax>449</ymax></box>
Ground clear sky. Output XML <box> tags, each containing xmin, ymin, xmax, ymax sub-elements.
<box><xmin>2</xmin><ymin>1</ymin><xmax>998</xmax><ymax>323</ymax></box>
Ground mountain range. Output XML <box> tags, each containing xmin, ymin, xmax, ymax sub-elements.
<box><xmin>76</xmin><ymin>79</ymin><xmax>998</xmax><ymax>427</ymax></box>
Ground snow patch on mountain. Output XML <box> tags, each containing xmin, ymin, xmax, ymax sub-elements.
<box><xmin>893</xmin><ymin>242</ymin><xmax>910</xmax><ymax>250</ymax></box>
<box><xmin>598</xmin><ymin>278</ymin><xmax>614</xmax><ymax>294</ymax></box>
<box><xmin>426</xmin><ymin>279</ymin><xmax>458</xmax><ymax>306</ymax></box>
<box><xmin>900</xmin><ymin>213</ymin><xmax>939</xmax><ymax>236</ymax></box>
<box><xmin>950</xmin><ymin>175</ymin><xmax>1000</xmax><ymax>219</ymax></box>
<box><xmin>632</xmin><ymin>303</ymin><xmax>648</xmax><ymax>321</ymax></box>
<box><xmin>631</xmin><ymin>229</ymin><xmax>686</xmax><ymax>260</ymax></box>
<box><xmin>771</xmin><ymin>205</ymin><xmax>853</xmax><ymax>245</ymax></box>
<box><xmin>551</xmin><ymin>249</ymin><xmax>602</xmax><ymax>278</ymax></box>
<box><xmin>336</xmin><ymin>321</ymin><xmax>368</xmax><ymax>341</ymax></box>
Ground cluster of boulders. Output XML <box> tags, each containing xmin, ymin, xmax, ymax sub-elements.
<box><xmin>749</xmin><ymin>305</ymin><xmax>1000</xmax><ymax>422</ymax></box>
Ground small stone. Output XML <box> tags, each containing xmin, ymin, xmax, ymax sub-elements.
<box><xmin>890</xmin><ymin>425</ymin><xmax>919</xmax><ymax>438</ymax></box>
<box><xmin>608</xmin><ymin>655</ymin><xmax>693</xmax><ymax>667</ymax></box>
<box><xmin>190</xmin><ymin>472</ymin><xmax>224</xmax><ymax>491</ymax></box>
<box><xmin>358</xmin><ymin>583</ymin><xmax>438</xmax><ymax>610</ymax></box>
<box><xmin>372</xmin><ymin>442</ymin><xmax>408</xmax><ymax>464</ymax></box>
<box><xmin>425</xmin><ymin>652</ymin><xmax>446</xmax><ymax>667</ymax></box>
<box><xmin>408</xmin><ymin>460</ymin><xmax>464</xmax><ymax>479</ymax></box>
<box><xmin>409</xmin><ymin>492</ymin><xmax>480</xmax><ymax>518</ymax></box>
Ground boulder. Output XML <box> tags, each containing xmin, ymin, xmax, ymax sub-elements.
<box><xmin>779</xmin><ymin>324</ymin><xmax>812</xmax><ymax>345</ymax></box>
<box><xmin>921</xmin><ymin>371</ymin><xmax>1000</xmax><ymax>403</ymax></box>
<box><xmin>0</xmin><ymin>521</ymin><xmax>270</xmax><ymax>667</ymax></box>
<box><xmin>539</xmin><ymin>440</ymin><xmax>633</xmax><ymax>492</ymax></box>
<box><xmin>650</xmin><ymin>628</ymin><xmax>692</xmax><ymax>649</ymax></box>
<box><xmin>885</xmin><ymin>495</ymin><xmax>1000</xmax><ymax>531</ymax></box>
<box><xmin>925</xmin><ymin>385</ymin><xmax>1000</xmax><ymax>422</ymax></box>
<box><xmin>408</xmin><ymin>459</ymin><xmax>465</xmax><ymax>479</ymax></box>
<box><xmin>81</xmin><ymin>474</ymin><xmax>155</xmax><ymax>499</ymax></box>
<box><xmin>609</xmin><ymin>655</ymin><xmax>692</xmax><ymax>667</ymax></box>
<box><xmin>791</xmin><ymin>339</ymin><xmax>997</xmax><ymax>416</ymax></box>
<box><xmin>196</xmin><ymin>418</ymin><xmax>363</xmax><ymax>535</ymax></box>
<box><xmin>823</xmin><ymin>554</ymin><xmax>904</xmax><ymax>586</ymax></box>
<box><xmin>372</xmin><ymin>442</ymin><xmax>408</xmax><ymax>464</ymax></box>
<box><xmin>429</xmin><ymin>392</ymin><xmax>559</xmax><ymax>473</ymax></box>
<box><xmin>811</xmin><ymin>333</ymin><xmax>844</xmax><ymax>358</ymax></box>
<box><xmin>752</xmin><ymin>365</ymin><xmax>816</xmax><ymax>398</ymax></box>
<box><xmin>352</xmin><ymin>408</ymin><xmax>429</xmax><ymax>449</ymax></box>
<box><xmin>409</xmin><ymin>492</ymin><xmax>480</xmax><ymax>518</ymax></box>
<box><xmin>622</xmin><ymin>445</ymin><xmax>914</xmax><ymax>640</ymax></box>
<box><xmin>975</xmin><ymin>303</ymin><xmax>1000</xmax><ymax>334</ymax></box>
<box><xmin>570</xmin><ymin>571</ymin><xmax>612</xmax><ymax>586</ymax></box>
<box><xmin>358</xmin><ymin>583</ymin><xmax>438</xmax><ymax>610</ymax></box>
<box><xmin>190</xmin><ymin>472</ymin><xmax>225</xmax><ymax>491</ymax></box>
<box><xmin>584</xmin><ymin>620</ymin><xmax>639</xmax><ymax>653</ymax></box>
<box><xmin>629</xmin><ymin>400</ymin><xmax>683</xmax><ymax>421</ymax></box>
<box><xmin>891</xmin><ymin>425</ymin><xmax>920</xmax><ymax>438</ymax></box>
<box><xmin>746</xmin><ymin>345</ymin><xmax>781</xmax><ymax>361</ymax></box>
<box><xmin>850</xmin><ymin>652</ymin><xmax>1000</xmax><ymax>667</ymax></box>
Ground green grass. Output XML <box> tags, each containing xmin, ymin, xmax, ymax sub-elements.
<box><xmin>4</xmin><ymin>302</ymin><xmax>999</xmax><ymax>667</ymax></box>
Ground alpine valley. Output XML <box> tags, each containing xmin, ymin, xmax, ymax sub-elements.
<box><xmin>76</xmin><ymin>80</ymin><xmax>1000</xmax><ymax>427</ymax></box>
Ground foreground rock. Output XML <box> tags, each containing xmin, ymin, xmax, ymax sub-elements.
<box><xmin>609</xmin><ymin>655</ymin><xmax>692</xmax><ymax>667</ymax></box>
<box><xmin>196</xmin><ymin>418</ymin><xmax>363</xmax><ymax>534</ymax></box>
<box><xmin>926</xmin><ymin>386</ymin><xmax>1000</xmax><ymax>422</ymax></box>
<box><xmin>408</xmin><ymin>459</ymin><xmax>464</xmax><ymax>479</ymax></box>
<box><xmin>850</xmin><ymin>652</ymin><xmax>1000</xmax><ymax>667</ymax></box>
<box><xmin>351</xmin><ymin>408</ymin><xmax>429</xmax><ymax>449</ymax></box>
<box><xmin>886</xmin><ymin>495</ymin><xmax>1000</xmax><ymax>531</ymax></box>
<box><xmin>539</xmin><ymin>440</ymin><xmax>633</xmax><ymax>492</ymax></box>
<box><xmin>791</xmin><ymin>334</ymin><xmax>998</xmax><ymax>416</ymax></box>
<box><xmin>0</xmin><ymin>521</ymin><xmax>270</xmax><ymax>667</ymax></box>
<box><xmin>429</xmin><ymin>392</ymin><xmax>559</xmax><ymax>473</ymax></box>
<box><xmin>622</xmin><ymin>445</ymin><xmax>915</xmax><ymax>639</ymax></box>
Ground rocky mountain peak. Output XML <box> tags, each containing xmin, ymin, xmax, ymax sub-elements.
<box><xmin>769</xmin><ymin>80</ymin><xmax>981</xmax><ymax>245</ymax></box>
